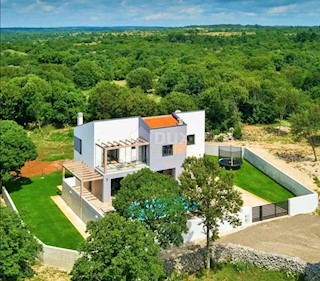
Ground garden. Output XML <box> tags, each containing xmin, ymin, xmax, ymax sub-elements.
<box><xmin>5</xmin><ymin>171</ymin><xmax>84</xmax><ymax>250</ymax></box>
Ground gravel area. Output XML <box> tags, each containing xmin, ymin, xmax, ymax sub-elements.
<box><xmin>215</xmin><ymin>214</ymin><xmax>320</xmax><ymax>263</ymax></box>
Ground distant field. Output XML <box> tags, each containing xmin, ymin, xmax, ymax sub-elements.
<box><xmin>113</xmin><ymin>79</ymin><xmax>127</xmax><ymax>87</ymax></box>
<box><xmin>200</xmin><ymin>31</ymin><xmax>256</xmax><ymax>36</ymax></box>
<box><xmin>29</xmin><ymin>126</ymin><xmax>74</xmax><ymax>161</ymax></box>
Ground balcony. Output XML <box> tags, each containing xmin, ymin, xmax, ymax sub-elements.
<box><xmin>95</xmin><ymin>137</ymin><xmax>149</xmax><ymax>174</ymax></box>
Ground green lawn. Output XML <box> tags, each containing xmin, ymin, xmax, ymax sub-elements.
<box><xmin>207</xmin><ymin>155</ymin><xmax>294</xmax><ymax>203</ymax></box>
<box><xmin>233</xmin><ymin>160</ymin><xmax>294</xmax><ymax>202</ymax></box>
<box><xmin>5</xmin><ymin>171</ymin><xmax>84</xmax><ymax>250</ymax></box>
<box><xmin>182</xmin><ymin>263</ymin><xmax>301</xmax><ymax>281</ymax></box>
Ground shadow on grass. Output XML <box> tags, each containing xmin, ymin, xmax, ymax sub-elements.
<box><xmin>5</xmin><ymin>177</ymin><xmax>33</xmax><ymax>193</ymax></box>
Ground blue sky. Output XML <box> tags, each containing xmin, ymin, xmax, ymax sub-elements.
<box><xmin>1</xmin><ymin>0</ymin><xmax>319</xmax><ymax>28</ymax></box>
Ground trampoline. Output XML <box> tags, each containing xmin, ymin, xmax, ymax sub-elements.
<box><xmin>218</xmin><ymin>146</ymin><xmax>243</xmax><ymax>170</ymax></box>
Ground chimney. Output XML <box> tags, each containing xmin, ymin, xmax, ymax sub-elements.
<box><xmin>77</xmin><ymin>112</ymin><xmax>83</xmax><ymax>126</ymax></box>
<box><xmin>177</xmin><ymin>118</ymin><xmax>184</xmax><ymax>126</ymax></box>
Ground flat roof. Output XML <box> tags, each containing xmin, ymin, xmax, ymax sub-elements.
<box><xmin>143</xmin><ymin>114</ymin><xmax>178</xmax><ymax>129</ymax></box>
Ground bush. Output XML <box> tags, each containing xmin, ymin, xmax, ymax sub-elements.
<box><xmin>0</xmin><ymin>205</ymin><xmax>41</xmax><ymax>280</ymax></box>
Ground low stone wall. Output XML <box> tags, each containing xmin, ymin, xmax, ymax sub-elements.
<box><xmin>2</xmin><ymin>186</ymin><xmax>18</xmax><ymax>212</ymax></box>
<box><xmin>162</xmin><ymin>243</ymin><xmax>320</xmax><ymax>281</ymax></box>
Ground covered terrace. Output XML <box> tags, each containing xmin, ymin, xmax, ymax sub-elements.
<box><xmin>95</xmin><ymin>137</ymin><xmax>149</xmax><ymax>173</ymax></box>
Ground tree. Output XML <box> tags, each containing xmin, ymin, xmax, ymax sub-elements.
<box><xmin>87</xmin><ymin>81</ymin><xmax>129</xmax><ymax>120</ymax></box>
<box><xmin>0</xmin><ymin>205</ymin><xmax>41</xmax><ymax>281</ymax></box>
<box><xmin>73</xmin><ymin>60</ymin><xmax>104</xmax><ymax>90</ymax></box>
<box><xmin>126</xmin><ymin>67</ymin><xmax>153</xmax><ymax>92</ymax></box>
<box><xmin>179</xmin><ymin>156</ymin><xmax>243</xmax><ymax>270</ymax></box>
<box><xmin>71</xmin><ymin>212</ymin><xmax>163</xmax><ymax>281</ymax></box>
<box><xmin>274</xmin><ymin>87</ymin><xmax>301</xmax><ymax>133</ymax></box>
<box><xmin>290</xmin><ymin>102</ymin><xmax>320</xmax><ymax>161</ymax></box>
<box><xmin>0</xmin><ymin>120</ymin><xmax>37</xmax><ymax>183</ymax></box>
<box><xmin>174</xmin><ymin>65</ymin><xmax>207</xmax><ymax>96</ymax></box>
<box><xmin>113</xmin><ymin>89</ymin><xmax>160</xmax><ymax>118</ymax></box>
<box><xmin>160</xmin><ymin>91</ymin><xmax>198</xmax><ymax>113</ymax></box>
<box><xmin>113</xmin><ymin>168</ymin><xmax>188</xmax><ymax>249</ymax></box>
<box><xmin>49</xmin><ymin>81</ymin><xmax>86</xmax><ymax>127</ymax></box>
<box><xmin>0</xmin><ymin>75</ymin><xmax>52</xmax><ymax>127</ymax></box>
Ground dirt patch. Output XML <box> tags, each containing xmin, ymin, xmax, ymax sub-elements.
<box><xmin>27</xmin><ymin>264</ymin><xmax>70</xmax><ymax>281</ymax></box>
<box><xmin>20</xmin><ymin>160</ymin><xmax>62</xmax><ymax>178</ymax></box>
<box><xmin>215</xmin><ymin>214</ymin><xmax>320</xmax><ymax>263</ymax></box>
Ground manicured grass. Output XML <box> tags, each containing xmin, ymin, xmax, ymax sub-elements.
<box><xmin>183</xmin><ymin>263</ymin><xmax>301</xmax><ymax>281</ymax></box>
<box><xmin>207</xmin><ymin>155</ymin><xmax>294</xmax><ymax>203</ymax></box>
<box><xmin>233</xmin><ymin>160</ymin><xmax>294</xmax><ymax>203</ymax></box>
<box><xmin>5</xmin><ymin>171</ymin><xmax>84</xmax><ymax>250</ymax></box>
<box><xmin>29</xmin><ymin>126</ymin><xmax>74</xmax><ymax>161</ymax></box>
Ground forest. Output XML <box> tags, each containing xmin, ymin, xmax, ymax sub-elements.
<box><xmin>1</xmin><ymin>25</ymin><xmax>320</xmax><ymax>137</ymax></box>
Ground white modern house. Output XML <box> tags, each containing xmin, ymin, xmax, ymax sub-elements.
<box><xmin>62</xmin><ymin>110</ymin><xmax>205</xmax><ymax>222</ymax></box>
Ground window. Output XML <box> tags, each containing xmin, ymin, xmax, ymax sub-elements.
<box><xmin>187</xmin><ymin>134</ymin><xmax>195</xmax><ymax>145</ymax></box>
<box><xmin>162</xmin><ymin>145</ymin><xmax>173</xmax><ymax>157</ymax></box>
<box><xmin>74</xmin><ymin>136</ymin><xmax>82</xmax><ymax>154</ymax></box>
<box><xmin>107</xmin><ymin>149</ymin><xmax>119</xmax><ymax>162</ymax></box>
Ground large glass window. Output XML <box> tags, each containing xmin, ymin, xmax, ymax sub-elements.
<box><xmin>162</xmin><ymin>145</ymin><xmax>173</xmax><ymax>157</ymax></box>
<box><xmin>74</xmin><ymin>136</ymin><xmax>82</xmax><ymax>154</ymax></box>
<box><xmin>187</xmin><ymin>134</ymin><xmax>195</xmax><ymax>145</ymax></box>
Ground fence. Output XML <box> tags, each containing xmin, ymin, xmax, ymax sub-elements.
<box><xmin>252</xmin><ymin>201</ymin><xmax>288</xmax><ymax>222</ymax></box>
<box><xmin>1</xmin><ymin>186</ymin><xmax>80</xmax><ymax>272</ymax></box>
<box><xmin>205</xmin><ymin>144</ymin><xmax>318</xmax><ymax>216</ymax></box>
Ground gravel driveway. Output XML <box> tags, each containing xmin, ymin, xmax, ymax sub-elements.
<box><xmin>216</xmin><ymin>214</ymin><xmax>320</xmax><ymax>263</ymax></box>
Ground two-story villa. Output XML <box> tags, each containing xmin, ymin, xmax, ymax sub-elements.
<box><xmin>62</xmin><ymin>110</ymin><xmax>205</xmax><ymax>222</ymax></box>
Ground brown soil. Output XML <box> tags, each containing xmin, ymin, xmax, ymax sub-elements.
<box><xmin>20</xmin><ymin>160</ymin><xmax>62</xmax><ymax>178</ymax></box>
<box><xmin>215</xmin><ymin>214</ymin><xmax>320</xmax><ymax>263</ymax></box>
<box><xmin>27</xmin><ymin>264</ymin><xmax>70</xmax><ymax>281</ymax></box>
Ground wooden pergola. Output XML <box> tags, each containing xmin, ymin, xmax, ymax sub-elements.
<box><xmin>62</xmin><ymin>161</ymin><xmax>103</xmax><ymax>218</ymax></box>
<box><xmin>96</xmin><ymin>137</ymin><xmax>149</xmax><ymax>173</ymax></box>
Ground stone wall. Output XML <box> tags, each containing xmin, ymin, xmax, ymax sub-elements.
<box><xmin>162</xmin><ymin>243</ymin><xmax>320</xmax><ymax>281</ymax></box>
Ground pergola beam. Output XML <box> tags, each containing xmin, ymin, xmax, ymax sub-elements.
<box><xmin>97</xmin><ymin>137</ymin><xmax>149</xmax><ymax>150</ymax></box>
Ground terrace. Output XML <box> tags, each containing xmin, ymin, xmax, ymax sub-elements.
<box><xmin>95</xmin><ymin>137</ymin><xmax>149</xmax><ymax>174</ymax></box>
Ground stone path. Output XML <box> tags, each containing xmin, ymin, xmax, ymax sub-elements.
<box><xmin>235</xmin><ymin>186</ymin><xmax>269</xmax><ymax>207</ymax></box>
<box><xmin>51</xmin><ymin>195</ymin><xmax>88</xmax><ymax>239</ymax></box>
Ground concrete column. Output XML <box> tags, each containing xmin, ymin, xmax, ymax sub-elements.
<box><xmin>102</xmin><ymin>176</ymin><xmax>111</xmax><ymax>203</ymax></box>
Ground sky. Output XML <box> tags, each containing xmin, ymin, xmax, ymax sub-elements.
<box><xmin>1</xmin><ymin>0</ymin><xmax>320</xmax><ymax>28</ymax></box>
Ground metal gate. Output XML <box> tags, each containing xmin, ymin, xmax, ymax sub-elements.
<box><xmin>252</xmin><ymin>201</ymin><xmax>288</xmax><ymax>222</ymax></box>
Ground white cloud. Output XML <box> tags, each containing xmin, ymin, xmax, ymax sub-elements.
<box><xmin>19</xmin><ymin>0</ymin><xmax>54</xmax><ymax>13</ymax></box>
<box><xmin>267</xmin><ymin>4</ymin><xmax>297</xmax><ymax>14</ymax></box>
<box><xmin>144</xmin><ymin>12</ymin><xmax>174</xmax><ymax>20</ymax></box>
<box><xmin>144</xmin><ymin>5</ymin><xmax>203</xmax><ymax>21</ymax></box>
<box><xmin>240</xmin><ymin>12</ymin><xmax>257</xmax><ymax>17</ymax></box>
<box><xmin>178</xmin><ymin>6</ymin><xmax>203</xmax><ymax>15</ymax></box>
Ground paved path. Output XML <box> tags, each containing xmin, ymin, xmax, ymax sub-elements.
<box><xmin>51</xmin><ymin>195</ymin><xmax>88</xmax><ymax>239</ymax></box>
<box><xmin>235</xmin><ymin>186</ymin><xmax>269</xmax><ymax>207</ymax></box>
<box><xmin>215</xmin><ymin>214</ymin><xmax>320</xmax><ymax>263</ymax></box>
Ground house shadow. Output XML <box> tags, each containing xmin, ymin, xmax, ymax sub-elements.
<box><xmin>4</xmin><ymin>176</ymin><xmax>33</xmax><ymax>194</ymax></box>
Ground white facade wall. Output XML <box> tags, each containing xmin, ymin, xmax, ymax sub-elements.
<box><xmin>176</xmin><ymin>111</ymin><xmax>205</xmax><ymax>158</ymax></box>
<box><xmin>288</xmin><ymin>193</ymin><xmax>319</xmax><ymax>216</ymax></box>
<box><xmin>74</xmin><ymin>123</ymin><xmax>95</xmax><ymax>168</ymax></box>
<box><xmin>94</xmin><ymin>117</ymin><xmax>140</xmax><ymax>164</ymax></box>
<box><xmin>183</xmin><ymin>206</ymin><xmax>252</xmax><ymax>243</ymax></box>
